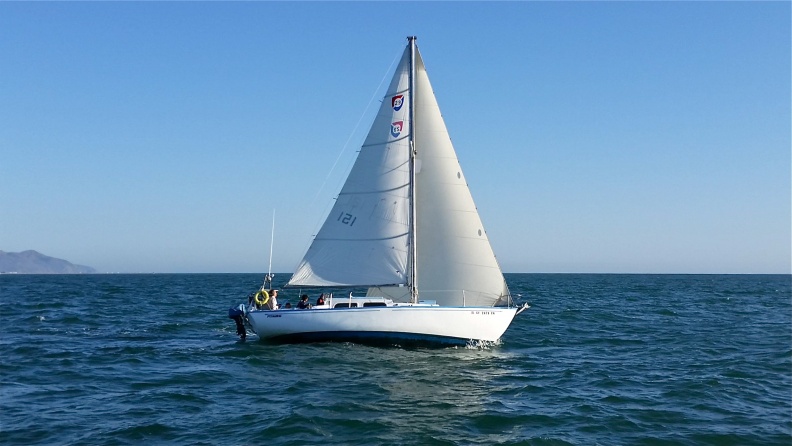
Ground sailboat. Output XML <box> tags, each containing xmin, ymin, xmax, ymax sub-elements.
<box><xmin>233</xmin><ymin>37</ymin><xmax>529</xmax><ymax>346</ymax></box>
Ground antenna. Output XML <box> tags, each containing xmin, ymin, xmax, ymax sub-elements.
<box><xmin>268</xmin><ymin>209</ymin><xmax>275</xmax><ymax>278</ymax></box>
<box><xmin>261</xmin><ymin>209</ymin><xmax>276</xmax><ymax>291</ymax></box>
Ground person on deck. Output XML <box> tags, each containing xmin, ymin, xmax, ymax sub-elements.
<box><xmin>267</xmin><ymin>289</ymin><xmax>278</xmax><ymax>310</ymax></box>
<box><xmin>316</xmin><ymin>293</ymin><xmax>325</xmax><ymax>306</ymax></box>
<box><xmin>297</xmin><ymin>294</ymin><xmax>311</xmax><ymax>309</ymax></box>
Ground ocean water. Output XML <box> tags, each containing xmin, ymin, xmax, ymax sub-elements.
<box><xmin>1</xmin><ymin>273</ymin><xmax>789</xmax><ymax>445</ymax></box>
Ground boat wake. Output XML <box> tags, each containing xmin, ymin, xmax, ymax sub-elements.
<box><xmin>464</xmin><ymin>338</ymin><xmax>502</xmax><ymax>350</ymax></box>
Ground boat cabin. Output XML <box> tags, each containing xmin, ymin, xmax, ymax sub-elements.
<box><xmin>251</xmin><ymin>295</ymin><xmax>441</xmax><ymax>312</ymax></box>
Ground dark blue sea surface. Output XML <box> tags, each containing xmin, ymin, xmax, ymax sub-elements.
<box><xmin>1</xmin><ymin>273</ymin><xmax>790</xmax><ymax>445</ymax></box>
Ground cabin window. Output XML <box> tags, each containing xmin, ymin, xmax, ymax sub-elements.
<box><xmin>363</xmin><ymin>302</ymin><xmax>387</xmax><ymax>307</ymax></box>
<box><xmin>334</xmin><ymin>303</ymin><xmax>358</xmax><ymax>308</ymax></box>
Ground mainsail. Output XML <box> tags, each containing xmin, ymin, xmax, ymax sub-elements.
<box><xmin>288</xmin><ymin>49</ymin><xmax>412</xmax><ymax>287</ymax></box>
<box><xmin>289</xmin><ymin>38</ymin><xmax>511</xmax><ymax>307</ymax></box>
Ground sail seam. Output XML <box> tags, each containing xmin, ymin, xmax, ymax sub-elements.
<box><xmin>338</xmin><ymin>185</ymin><xmax>409</xmax><ymax>196</ymax></box>
<box><xmin>389</xmin><ymin>86</ymin><xmax>409</xmax><ymax>96</ymax></box>
<box><xmin>362</xmin><ymin>135</ymin><xmax>410</xmax><ymax>147</ymax></box>
<box><xmin>315</xmin><ymin>234</ymin><xmax>408</xmax><ymax>242</ymax></box>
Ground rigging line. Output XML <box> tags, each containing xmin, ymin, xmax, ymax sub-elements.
<box><xmin>292</xmin><ymin>44</ymin><xmax>405</xmax><ymax>273</ymax></box>
<box><xmin>309</xmin><ymin>46</ymin><xmax>402</xmax><ymax>211</ymax></box>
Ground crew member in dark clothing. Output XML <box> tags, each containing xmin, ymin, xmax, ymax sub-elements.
<box><xmin>297</xmin><ymin>294</ymin><xmax>311</xmax><ymax>309</ymax></box>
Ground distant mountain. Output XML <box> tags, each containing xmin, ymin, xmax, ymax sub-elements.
<box><xmin>0</xmin><ymin>250</ymin><xmax>97</xmax><ymax>274</ymax></box>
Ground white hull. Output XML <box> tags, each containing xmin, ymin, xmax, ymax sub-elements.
<box><xmin>246</xmin><ymin>304</ymin><xmax>523</xmax><ymax>346</ymax></box>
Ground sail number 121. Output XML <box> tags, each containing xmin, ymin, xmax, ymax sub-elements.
<box><xmin>337</xmin><ymin>212</ymin><xmax>357</xmax><ymax>227</ymax></box>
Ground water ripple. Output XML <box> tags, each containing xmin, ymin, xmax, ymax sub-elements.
<box><xmin>0</xmin><ymin>273</ymin><xmax>789</xmax><ymax>445</ymax></box>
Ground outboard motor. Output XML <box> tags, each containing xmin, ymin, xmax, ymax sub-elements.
<box><xmin>228</xmin><ymin>304</ymin><xmax>247</xmax><ymax>340</ymax></box>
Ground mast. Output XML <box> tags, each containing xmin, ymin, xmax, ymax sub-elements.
<box><xmin>408</xmin><ymin>36</ymin><xmax>418</xmax><ymax>303</ymax></box>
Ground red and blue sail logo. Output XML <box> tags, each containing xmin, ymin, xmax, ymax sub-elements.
<box><xmin>392</xmin><ymin>95</ymin><xmax>404</xmax><ymax>111</ymax></box>
<box><xmin>391</xmin><ymin>121</ymin><xmax>403</xmax><ymax>138</ymax></box>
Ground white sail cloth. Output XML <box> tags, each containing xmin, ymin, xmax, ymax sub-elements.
<box><xmin>289</xmin><ymin>40</ymin><xmax>510</xmax><ymax>307</ymax></box>
<box><xmin>288</xmin><ymin>50</ymin><xmax>412</xmax><ymax>287</ymax></box>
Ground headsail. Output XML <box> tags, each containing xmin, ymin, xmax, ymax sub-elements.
<box><xmin>413</xmin><ymin>44</ymin><xmax>510</xmax><ymax>307</ymax></box>
<box><xmin>288</xmin><ymin>47</ymin><xmax>413</xmax><ymax>287</ymax></box>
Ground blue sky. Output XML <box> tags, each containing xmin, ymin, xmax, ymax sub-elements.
<box><xmin>1</xmin><ymin>2</ymin><xmax>789</xmax><ymax>274</ymax></box>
